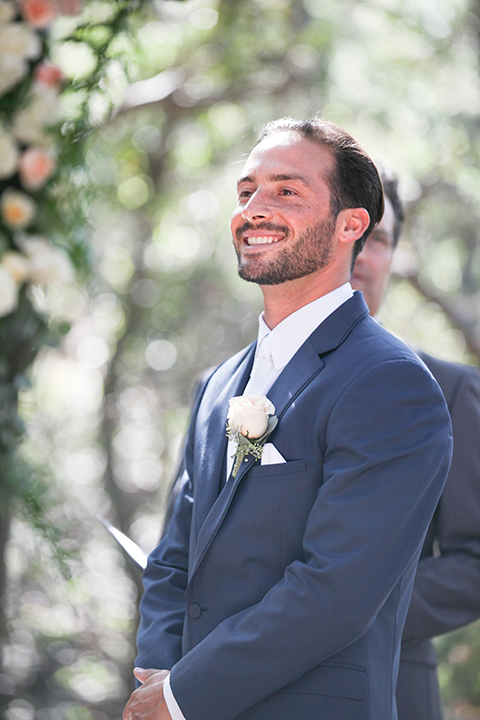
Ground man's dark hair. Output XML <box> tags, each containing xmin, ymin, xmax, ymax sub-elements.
<box><xmin>257</xmin><ymin>117</ymin><xmax>384</xmax><ymax>264</ymax></box>
<box><xmin>380</xmin><ymin>171</ymin><xmax>404</xmax><ymax>249</ymax></box>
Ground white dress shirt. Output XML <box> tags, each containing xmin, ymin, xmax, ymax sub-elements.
<box><xmin>163</xmin><ymin>282</ymin><xmax>354</xmax><ymax>720</ymax></box>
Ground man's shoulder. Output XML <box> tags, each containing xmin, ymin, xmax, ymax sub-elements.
<box><xmin>309</xmin><ymin>291</ymin><xmax>423</xmax><ymax>369</ymax></box>
<box><xmin>340</xmin><ymin>310</ymin><xmax>427</xmax><ymax>373</ymax></box>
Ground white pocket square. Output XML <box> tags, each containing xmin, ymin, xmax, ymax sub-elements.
<box><xmin>261</xmin><ymin>443</ymin><xmax>286</xmax><ymax>466</ymax></box>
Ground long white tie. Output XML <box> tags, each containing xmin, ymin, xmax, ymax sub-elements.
<box><xmin>244</xmin><ymin>335</ymin><xmax>274</xmax><ymax>396</ymax></box>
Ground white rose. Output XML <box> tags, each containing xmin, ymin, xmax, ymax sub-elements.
<box><xmin>0</xmin><ymin>266</ymin><xmax>19</xmax><ymax>317</ymax></box>
<box><xmin>0</xmin><ymin>20</ymin><xmax>41</xmax><ymax>95</ymax></box>
<box><xmin>1</xmin><ymin>251</ymin><xmax>30</xmax><ymax>283</ymax></box>
<box><xmin>0</xmin><ymin>125</ymin><xmax>19</xmax><ymax>178</ymax></box>
<box><xmin>0</xmin><ymin>22</ymin><xmax>42</xmax><ymax>60</ymax></box>
<box><xmin>13</xmin><ymin>86</ymin><xmax>61</xmax><ymax>144</ymax></box>
<box><xmin>23</xmin><ymin>237</ymin><xmax>75</xmax><ymax>285</ymax></box>
<box><xmin>0</xmin><ymin>188</ymin><xmax>37</xmax><ymax>228</ymax></box>
<box><xmin>227</xmin><ymin>394</ymin><xmax>275</xmax><ymax>439</ymax></box>
<box><xmin>0</xmin><ymin>1</ymin><xmax>15</xmax><ymax>25</ymax></box>
<box><xmin>0</xmin><ymin>54</ymin><xmax>28</xmax><ymax>95</ymax></box>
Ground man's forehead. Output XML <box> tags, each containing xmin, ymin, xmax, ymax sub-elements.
<box><xmin>240</xmin><ymin>131</ymin><xmax>334</xmax><ymax>181</ymax></box>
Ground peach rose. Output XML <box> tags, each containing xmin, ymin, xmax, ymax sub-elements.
<box><xmin>34</xmin><ymin>63</ymin><xmax>64</xmax><ymax>90</ymax></box>
<box><xmin>0</xmin><ymin>189</ymin><xmax>37</xmax><ymax>228</ymax></box>
<box><xmin>227</xmin><ymin>394</ymin><xmax>275</xmax><ymax>439</ymax></box>
<box><xmin>21</xmin><ymin>0</ymin><xmax>58</xmax><ymax>28</ymax></box>
<box><xmin>1</xmin><ymin>251</ymin><xmax>30</xmax><ymax>283</ymax></box>
<box><xmin>19</xmin><ymin>147</ymin><xmax>56</xmax><ymax>190</ymax></box>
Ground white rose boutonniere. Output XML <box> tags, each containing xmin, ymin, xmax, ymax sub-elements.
<box><xmin>226</xmin><ymin>394</ymin><xmax>278</xmax><ymax>477</ymax></box>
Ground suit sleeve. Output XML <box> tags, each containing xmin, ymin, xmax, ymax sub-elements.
<box><xmin>135</xmin><ymin>467</ymin><xmax>193</xmax><ymax>671</ymax></box>
<box><xmin>136</xmin><ymin>367</ymin><xmax>219</xmax><ymax>669</ymax></box>
<box><xmin>402</xmin><ymin>365</ymin><xmax>480</xmax><ymax>641</ymax></box>
<box><xmin>163</xmin><ymin>369</ymin><xmax>217</xmax><ymax>533</ymax></box>
<box><xmin>135</xmin><ymin>386</ymin><xmax>204</xmax><ymax>670</ymax></box>
<box><xmin>169</xmin><ymin>359</ymin><xmax>452</xmax><ymax>720</ymax></box>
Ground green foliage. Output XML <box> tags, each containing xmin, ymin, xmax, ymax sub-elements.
<box><xmin>436</xmin><ymin>621</ymin><xmax>480</xmax><ymax>712</ymax></box>
<box><xmin>11</xmin><ymin>458</ymin><xmax>74</xmax><ymax>580</ymax></box>
<box><xmin>0</xmin><ymin>0</ymin><xmax>157</xmax><ymax>567</ymax></box>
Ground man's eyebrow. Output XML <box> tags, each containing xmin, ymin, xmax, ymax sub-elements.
<box><xmin>237</xmin><ymin>173</ymin><xmax>311</xmax><ymax>187</ymax></box>
<box><xmin>237</xmin><ymin>175</ymin><xmax>254</xmax><ymax>187</ymax></box>
<box><xmin>271</xmin><ymin>173</ymin><xmax>311</xmax><ymax>185</ymax></box>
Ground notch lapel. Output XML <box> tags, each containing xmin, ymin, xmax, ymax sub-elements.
<box><xmin>190</xmin><ymin>340</ymin><xmax>325</xmax><ymax>581</ymax></box>
<box><xmin>191</xmin><ymin>344</ymin><xmax>255</xmax><ymax>547</ymax></box>
<box><xmin>189</xmin><ymin>292</ymin><xmax>370</xmax><ymax>581</ymax></box>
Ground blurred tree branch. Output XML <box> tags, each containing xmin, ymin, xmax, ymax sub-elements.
<box><xmin>397</xmin><ymin>269</ymin><xmax>480</xmax><ymax>362</ymax></box>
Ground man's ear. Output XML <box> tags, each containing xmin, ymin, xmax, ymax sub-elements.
<box><xmin>336</xmin><ymin>208</ymin><xmax>370</xmax><ymax>245</ymax></box>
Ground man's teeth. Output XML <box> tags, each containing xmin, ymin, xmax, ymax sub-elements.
<box><xmin>247</xmin><ymin>236</ymin><xmax>280</xmax><ymax>245</ymax></box>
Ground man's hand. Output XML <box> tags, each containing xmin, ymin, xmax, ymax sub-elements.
<box><xmin>123</xmin><ymin>668</ymin><xmax>172</xmax><ymax>720</ymax></box>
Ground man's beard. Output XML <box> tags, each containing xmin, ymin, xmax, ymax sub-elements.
<box><xmin>234</xmin><ymin>218</ymin><xmax>336</xmax><ymax>286</ymax></box>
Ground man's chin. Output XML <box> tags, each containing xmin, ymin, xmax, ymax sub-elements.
<box><xmin>238</xmin><ymin>268</ymin><xmax>286</xmax><ymax>286</ymax></box>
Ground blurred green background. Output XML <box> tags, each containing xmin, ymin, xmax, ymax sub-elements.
<box><xmin>1</xmin><ymin>0</ymin><xmax>480</xmax><ymax>718</ymax></box>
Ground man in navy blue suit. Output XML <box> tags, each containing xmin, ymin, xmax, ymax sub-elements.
<box><xmin>123</xmin><ymin>118</ymin><xmax>452</xmax><ymax>720</ymax></box>
<box><xmin>352</xmin><ymin>173</ymin><xmax>480</xmax><ymax>720</ymax></box>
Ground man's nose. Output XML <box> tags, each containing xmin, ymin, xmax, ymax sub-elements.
<box><xmin>241</xmin><ymin>191</ymin><xmax>273</xmax><ymax>222</ymax></box>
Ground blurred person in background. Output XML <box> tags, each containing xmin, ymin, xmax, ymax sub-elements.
<box><xmin>352</xmin><ymin>173</ymin><xmax>480</xmax><ymax>720</ymax></box>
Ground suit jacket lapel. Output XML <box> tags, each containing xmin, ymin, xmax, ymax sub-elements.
<box><xmin>189</xmin><ymin>336</ymin><xmax>328</xmax><ymax>580</ymax></box>
<box><xmin>191</xmin><ymin>343</ymin><xmax>255</xmax><ymax>549</ymax></box>
<box><xmin>190</xmin><ymin>292</ymin><xmax>370</xmax><ymax>581</ymax></box>
<box><xmin>308</xmin><ymin>291</ymin><xmax>369</xmax><ymax>357</ymax></box>
<box><xmin>266</xmin><ymin>340</ymin><xmax>324</xmax><ymax>422</ymax></box>
<box><xmin>257</xmin><ymin>293</ymin><xmax>370</xmax><ymax>424</ymax></box>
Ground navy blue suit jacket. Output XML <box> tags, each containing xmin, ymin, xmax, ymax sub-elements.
<box><xmin>137</xmin><ymin>292</ymin><xmax>452</xmax><ymax>720</ymax></box>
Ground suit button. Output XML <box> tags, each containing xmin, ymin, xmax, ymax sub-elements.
<box><xmin>188</xmin><ymin>603</ymin><xmax>202</xmax><ymax>619</ymax></box>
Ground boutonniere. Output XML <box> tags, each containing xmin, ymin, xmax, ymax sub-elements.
<box><xmin>226</xmin><ymin>394</ymin><xmax>278</xmax><ymax>477</ymax></box>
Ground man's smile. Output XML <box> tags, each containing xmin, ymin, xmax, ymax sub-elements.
<box><xmin>235</xmin><ymin>223</ymin><xmax>289</xmax><ymax>249</ymax></box>
<box><xmin>243</xmin><ymin>233</ymin><xmax>285</xmax><ymax>246</ymax></box>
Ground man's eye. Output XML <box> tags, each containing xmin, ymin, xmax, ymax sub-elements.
<box><xmin>367</xmin><ymin>233</ymin><xmax>393</xmax><ymax>253</ymax></box>
<box><xmin>238</xmin><ymin>189</ymin><xmax>253</xmax><ymax>199</ymax></box>
<box><xmin>280</xmin><ymin>188</ymin><xmax>295</xmax><ymax>195</ymax></box>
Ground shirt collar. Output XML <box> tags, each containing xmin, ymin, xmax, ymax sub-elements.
<box><xmin>256</xmin><ymin>282</ymin><xmax>353</xmax><ymax>371</ymax></box>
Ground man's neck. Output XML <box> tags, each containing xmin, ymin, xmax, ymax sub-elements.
<box><xmin>261</xmin><ymin>265</ymin><xmax>351</xmax><ymax>329</ymax></box>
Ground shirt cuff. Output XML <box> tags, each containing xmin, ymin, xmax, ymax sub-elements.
<box><xmin>163</xmin><ymin>673</ymin><xmax>187</xmax><ymax>720</ymax></box>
